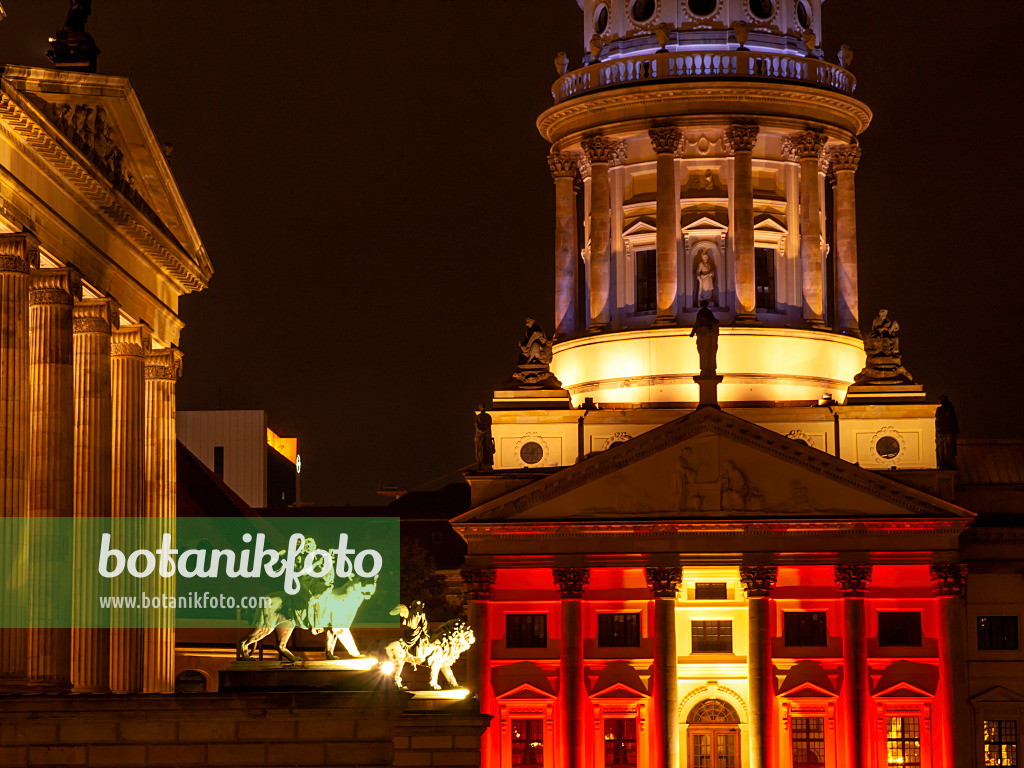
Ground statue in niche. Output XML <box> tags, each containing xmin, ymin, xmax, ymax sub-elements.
<box><xmin>693</xmin><ymin>248</ymin><xmax>717</xmax><ymax>306</ymax></box>
<box><xmin>474</xmin><ymin>406</ymin><xmax>495</xmax><ymax>471</ymax></box>
<box><xmin>935</xmin><ymin>395</ymin><xmax>959</xmax><ymax>470</ymax></box>
<box><xmin>517</xmin><ymin>317</ymin><xmax>553</xmax><ymax>366</ymax></box>
<box><xmin>690</xmin><ymin>300</ymin><xmax>720</xmax><ymax>377</ymax></box>
<box><xmin>675</xmin><ymin>447</ymin><xmax>703</xmax><ymax>512</ymax></box>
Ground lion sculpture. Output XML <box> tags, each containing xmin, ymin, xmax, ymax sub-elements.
<box><xmin>385</xmin><ymin>616</ymin><xmax>475</xmax><ymax>690</ymax></box>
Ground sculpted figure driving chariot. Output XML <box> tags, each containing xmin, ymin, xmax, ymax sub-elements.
<box><xmin>385</xmin><ymin>602</ymin><xmax>475</xmax><ymax>690</ymax></box>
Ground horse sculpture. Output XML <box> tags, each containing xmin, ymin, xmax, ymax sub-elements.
<box><xmin>237</xmin><ymin>575</ymin><xmax>377</xmax><ymax>662</ymax></box>
<box><xmin>385</xmin><ymin>616</ymin><xmax>475</xmax><ymax>690</ymax></box>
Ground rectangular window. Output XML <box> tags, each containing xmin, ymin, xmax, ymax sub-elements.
<box><xmin>887</xmin><ymin>716</ymin><xmax>921</xmax><ymax>768</ymax></box>
<box><xmin>754</xmin><ymin>247</ymin><xmax>776</xmax><ymax>310</ymax></box>
<box><xmin>635</xmin><ymin>248</ymin><xmax>657</xmax><ymax>313</ymax></box>
<box><xmin>695</xmin><ymin>582</ymin><xmax>728</xmax><ymax>600</ymax></box>
<box><xmin>506</xmin><ymin>614</ymin><xmax>547</xmax><ymax>649</ymax></box>
<box><xmin>979</xmin><ymin>616</ymin><xmax>1020</xmax><ymax>651</ymax></box>
<box><xmin>784</xmin><ymin>612</ymin><xmax>828</xmax><ymax>647</ymax></box>
<box><xmin>604</xmin><ymin>718</ymin><xmax>638</xmax><ymax>768</ymax></box>
<box><xmin>213</xmin><ymin>446</ymin><xmax>224</xmax><ymax>478</ymax></box>
<box><xmin>691</xmin><ymin>620</ymin><xmax>733</xmax><ymax>653</ymax></box>
<box><xmin>598</xmin><ymin>613</ymin><xmax>640</xmax><ymax>647</ymax></box>
<box><xmin>791</xmin><ymin>716</ymin><xmax>826</xmax><ymax>768</ymax></box>
<box><xmin>878</xmin><ymin>612</ymin><xmax>923</xmax><ymax>647</ymax></box>
<box><xmin>511</xmin><ymin>719</ymin><xmax>544</xmax><ymax>768</ymax></box>
<box><xmin>984</xmin><ymin>720</ymin><xmax>1019</xmax><ymax>767</ymax></box>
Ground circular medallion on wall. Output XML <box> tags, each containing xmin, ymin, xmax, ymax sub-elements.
<box><xmin>595</xmin><ymin>4</ymin><xmax>610</xmax><ymax>34</ymax></box>
<box><xmin>686</xmin><ymin>0</ymin><xmax>718</xmax><ymax>18</ymax></box>
<box><xmin>795</xmin><ymin>0</ymin><xmax>811</xmax><ymax>29</ymax></box>
<box><xmin>869</xmin><ymin>427</ymin><xmax>906</xmax><ymax>466</ymax></box>
<box><xmin>630</xmin><ymin>0</ymin><xmax>658</xmax><ymax>24</ymax></box>
<box><xmin>514</xmin><ymin>433</ymin><xmax>550</xmax><ymax>467</ymax></box>
<box><xmin>748</xmin><ymin>0</ymin><xmax>775</xmax><ymax>20</ymax></box>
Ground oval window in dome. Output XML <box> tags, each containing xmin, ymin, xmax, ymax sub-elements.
<box><xmin>595</xmin><ymin>4</ymin><xmax>609</xmax><ymax>34</ymax></box>
<box><xmin>749</xmin><ymin>0</ymin><xmax>774</xmax><ymax>19</ymax></box>
<box><xmin>796</xmin><ymin>0</ymin><xmax>811</xmax><ymax>29</ymax></box>
<box><xmin>688</xmin><ymin>0</ymin><xmax>717</xmax><ymax>17</ymax></box>
<box><xmin>631</xmin><ymin>0</ymin><xmax>657</xmax><ymax>23</ymax></box>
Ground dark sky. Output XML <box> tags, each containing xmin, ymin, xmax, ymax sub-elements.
<box><xmin>2</xmin><ymin>2</ymin><xmax>1021</xmax><ymax>505</ymax></box>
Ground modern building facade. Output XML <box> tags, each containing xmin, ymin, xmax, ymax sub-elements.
<box><xmin>453</xmin><ymin>2</ymin><xmax>1023</xmax><ymax>768</ymax></box>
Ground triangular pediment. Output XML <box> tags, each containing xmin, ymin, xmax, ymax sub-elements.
<box><xmin>682</xmin><ymin>216</ymin><xmax>728</xmax><ymax>233</ymax></box>
<box><xmin>592</xmin><ymin>682</ymin><xmax>647</xmax><ymax>699</ymax></box>
<box><xmin>623</xmin><ymin>218</ymin><xmax>657</xmax><ymax>236</ymax></box>
<box><xmin>498</xmin><ymin>682</ymin><xmax>557</xmax><ymax>700</ymax></box>
<box><xmin>971</xmin><ymin>686</ymin><xmax>1024</xmax><ymax>704</ymax></box>
<box><xmin>753</xmin><ymin>216</ymin><xmax>787</xmax><ymax>233</ymax></box>
<box><xmin>875</xmin><ymin>682</ymin><xmax>933</xmax><ymax>699</ymax></box>
<box><xmin>778</xmin><ymin>680</ymin><xmax>836</xmax><ymax>698</ymax></box>
<box><xmin>454</xmin><ymin>410</ymin><xmax>972</xmax><ymax>527</ymax></box>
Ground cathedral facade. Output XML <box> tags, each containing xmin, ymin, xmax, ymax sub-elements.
<box><xmin>455</xmin><ymin>2</ymin><xmax>1023</xmax><ymax>768</ymax></box>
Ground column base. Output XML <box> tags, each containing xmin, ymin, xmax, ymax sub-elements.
<box><xmin>653</xmin><ymin>314</ymin><xmax>677</xmax><ymax>327</ymax></box>
<box><xmin>693</xmin><ymin>375</ymin><xmax>723</xmax><ymax>409</ymax></box>
<box><xmin>733</xmin><ymin>313</ymin><xmax>761</xmax><ymax>326</ymax></box>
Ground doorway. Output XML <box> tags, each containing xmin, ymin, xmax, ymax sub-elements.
<box><xmin>685</xmin><ymin>699</ymin><xmax>741</xmax><ymax>768</ymax></box>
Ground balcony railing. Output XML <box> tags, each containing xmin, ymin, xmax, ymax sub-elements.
<box><xmin>552</xmin><ymin>50</ymin><xmax>856</xmax><ymax>103</ymax></box>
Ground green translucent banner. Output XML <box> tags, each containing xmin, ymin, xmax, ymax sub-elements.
<box><xmin>0</xmin><ymin>517</ymin><xmax>398</xmax><ymax>629</ymax></box>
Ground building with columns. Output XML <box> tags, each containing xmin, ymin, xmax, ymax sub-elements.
<box><xmin>453</xmin><ymin>2</ymin><xmax>1024</xmax><ymax>768</ymax></box>
<box><xmin>0</xmin><ymin>39</ymin><xmax>210</xmax><ymax>694</ymax></box>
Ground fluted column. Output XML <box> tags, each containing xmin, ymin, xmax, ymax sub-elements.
<box><xmin>646</xmin><ymin>567</ymin><xmax>681</xmax><ymax>768</ymax></box>
<box><xmin>785</xmin><ymin>131</ymin><xmax>827</xmax><ymax>326</ymax></box>
<box><xmin>109</xmin><ymin>324</ymin><xmax>149</xmax><ymax>694</ymax></box>
<box><xmin>649</xmin><ymin>128</ymin><xmax>682</xmax><ymax>324</ymax></box>
<box><xmin>549</xmin><ymin>152</ymin><xmax>580</xmax><ymax>339</ymax></box>
<box><xmin>71</xmin><ymin>298</ymin><xmax>118</xmax><ymax>692</ymax></box>
<box><xmin>836</xmin><ymin>565</ymin><xmax>872</xmax><ymax>768</ymax></box>
<box><xmin>829</xmin><ymin>144</ymin><xmax>862</xmax><ymax>334</ymax></box>
<box><xmin>142</xmin><ymin>348</ymin><xmax>181</xmax><ymax>693</ymax></box>
<box><xmin>741</xmin><ymin>565</ymin><xmax>777</xmax><ymax>768</ymax></box>
<box><xmin>0</xmin><ymin>233</ymin><xmax>39</xmax><ymax>688</ymax></box>
<box><xmin>25</xmin><ymin>266</ymin><xmax>81</xmax><ymax>692</ymax></box>
<box><xmin>931</xmin><ymin>563</ymin><xmax>970</xmax><ymax>768</ymax></box>
<box><xmin>725</xmin><ymin>124</ymin><xmax>760</xmax><ymax>321</ymax></box>
<box><xmin>581</xmin><ymin>137</ymin><xmax>622</xmax><ymax>331</ymax></box>
<box><xmin>461</xmin><ymin>568</ymin><xmax>496</xmax><ymax>768</ymax></box>
<box><xmin>554</xmin><ymin>567</ymin><xmax>589</xmax><ymax>768</ymax></box>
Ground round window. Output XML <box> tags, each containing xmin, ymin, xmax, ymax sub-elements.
<box><xmin>520</xmin><ymin>441</ymin><xmax>544</xmax><ymax>465</ymax></box>
<box><xmin>595</xmin><ymin>4</ymin><xmax>609</xmax><ymax>34</ymax></box>
<box><xmin>796</xmin><ymin>0</ymin><xmax>811</xmax><ymax>29</ymax></box>
<box><xmin>875</xmin><ymin>436</ymin><xmax>901</xmax><ymax>460</ymax></box>
<box><xmin>688</xmin><ymin>0</ymin><xmax>717</xmax><ymax>16</ymax></box>
<box><xmin>631</xmin><ymin>0</ymin><xmax>657</xmax><ymax>23</ymax></box>
<box><xmin>749</xmin><ymin>0</ymin><xmax>774</xmax><ymax>19</ymax></box>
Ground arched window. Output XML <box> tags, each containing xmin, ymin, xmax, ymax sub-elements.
<box><xmin>687</xmin><ymin>698</ymin><xmax>740</xmax><ymax>724</ymax></box>
<box><xmin>174</xmin><ymin>669</ymin><xmax>207</xmax><ymax>694</ymax></box>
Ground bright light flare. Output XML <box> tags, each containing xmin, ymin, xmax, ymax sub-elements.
<box><xmin>380</xmin><ymin>661</ymin><xmax>395</xmax><ymax>675</ymax></box>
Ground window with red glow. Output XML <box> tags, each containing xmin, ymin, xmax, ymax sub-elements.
<box><xmin>979</xmin><ymin>616</ymin><xmax>1019</xmax><ymax>651</ymax></box>
<box><xmin>886</xmin><ymin>716</ymin><xmax>921</xmax><ymax>768</ymax></box>
<box><xmin>604</xmin><ymin>718</ymin><xmax>637</xmax><ymax>768</ymax></box>
<box><xmin>784</xmin><ymin>612</ymin><xmax>827</xmax><ymax>647</ymax></box>
<box><xmin>506</xmin><ymin>614</ymin><xmax>547</xmax><ymax>648</ymax></box>
<box><xmin>791</xmin><ymin>716</ymin><xmax>825</xmax><ymax>767</ymax></box>
<box><xmin>598</xmin><ymin>613</ymin><xmax>640</xmax><ymax>647</ymax></box>
<box><xmin>878</xmin><ymin>612</ymin><xmax>922</xmax><ymax>647</ymax></box>
<box><xmin>692</xmin><ymin>620</ymin><xmax>732</xmax><ymax>653</ymax></box>
<box><xmin>984</xmin><ymin>720</ymin><xmax>1018</xmax><ymax>766</ymax></box>
<box><xmin>511</xmin><ymin>719</ymin><xmax>544</xmax><ymax>767</ymax></box>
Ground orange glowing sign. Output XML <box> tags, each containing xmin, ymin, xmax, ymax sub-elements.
<box><xmin>266</xmin><ymin>428</ymin><xmax>298</xmax><ymax>465</ymax></box>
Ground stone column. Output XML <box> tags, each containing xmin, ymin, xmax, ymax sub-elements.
<box><xmin>143</xmin><ymin>348</ymin><xmax>182</xmax><ymax>693</ymax></box>
<box><xmin>550</xmin><ymin>152</ymin><xmax>580</xmax><ymax>339</ymax></box>
<box><xmin>26</xmin><ymin>266</ymin><xmax>81</xmax><ymax>692</ymax></box>
<box><xmin>0</xmin><ymin>233</ymin><xmax>38</xmax><ymax>688</ymax></box>
<box><xmin>785</xmin><ymin>131</ymin><xmax>827</xmax><ymax>326</ymax></box>
<box><xmin>649</xmin><ymin>128</ymin><xmax>682</xmax><ymax>325</ymax></box>
<box><xmin>461</xmin><ymin>568</ymin><xmax>496</xmax><ymax>768</ymax></box>
<box><xmin>109</xmin><ymin>324</ymin><xmax>149</xmax><ymax>694</ymax></box>
<box><xmin>836</xmin><ymin>565</ymin><xmax>872</xmax><ymax>768</ymax></box>
<box><xmin>71</xmin><ymin>298</ymin><xmax>118</xmax><ymax>693</ymax></box>
<box><xmin>931</xmin><ymin>563</ymin><xmax>970</xmax><ymax>768</ymax></box>
<box><xmin>740</xmin><ymin>565</ymin><xmax>777</xmax><ymax>768</ymax></box>
<box><xmin>646</xmin><ymin>567</ymin><xmax>681</xmax><ymax>768</ymax></box>
<box><xmin>829</xmin><ymin>144</ymin><xmax>862</xmax><ymax>334</ymax></box>
<box><xmin>725</xmin><ymin>124</ymin><xmax>760</xmax><ymax>322</ymax></box>
<box><xmin>554</xmin><ymin>567</ymin><xmax>589</xmax><ymax>768</ymax></box>
<box><xmin>581</xmin><ymin>137</ymin><xmax>622</xmax><ymax>331</ymax></box>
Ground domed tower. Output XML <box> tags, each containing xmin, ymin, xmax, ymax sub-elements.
<box><xmin>543</xmin><ymin>0</ymin><xmax>869</xmax><ymax>406</ymax></box>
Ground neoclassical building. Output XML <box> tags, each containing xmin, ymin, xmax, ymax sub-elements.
<box><xmin>0</xmin><ymin>29</ymin><xmax>210</xmax><ymax>694</ymax></box>
<box><xmin>454</xmin><ymin>2</ymin><xmax>1022</xmax><ymax>768</ymax></box>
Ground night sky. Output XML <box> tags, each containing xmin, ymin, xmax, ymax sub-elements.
<box><xmin>1</xmin><ymin>2</ymin><xmax>1020</xmax><ymax>505</ymax></box>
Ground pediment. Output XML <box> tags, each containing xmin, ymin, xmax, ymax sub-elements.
<box><xmin>498</xmin><ymin>682</ymin><xmax>557</xmax><ymax>700</ymax></box>
<box><xmin>623</xmin><ymin>218</ymin><xmax>657</xmax><ymax>236</ymax></box>
<box><xmin>875</xmin><ymin>682</ymin><xmax>934</xmax><ymax>699</ymax></box>
<box><xmin>682</xmin><ymin>216</ymin><xmax>728</xmax><ymax>233</ymax></box>
<box><xmin>592</xmin><ymin>681</ymin><xmax>647</xmax><ymax>700</ymax></box>
<box><xmin>753</xmin><ymin>216</ymin><xmax>787</xmax><ymax>233</ymax></box>
<box><xmin>454</xmin><ymin>409</ymin><xmax>973</xmax><ymax>526</ymax></box>
<box><xmin>778</xmin><ymin>680</ymin><xmax>836</xmax><ymax>698</ymax></box>
<box><xmin>971</xmin><ymin>686</ymin><xmax>1024</xmax><ymax>704</ymax></box>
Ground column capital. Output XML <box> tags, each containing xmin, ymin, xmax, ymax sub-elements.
<box><xmin>0</xmin><ymin>232</ymin><xmax>40</xmax><ymax>274</ymax></box>
<box><xmin>740</xmin><ymin>565</ymin><xmax>777</xmax><ymax>597</ymax></box>
<box><xmin>782</xmin><ymin>130</ymin><xmax>827</xmax><ymax>161</ymax></box>
<box><xmin>110</xmin><ymin>324</ymin><xmax>151</xmax><ymax>358</ymax></box>
<box><xmin>724</xmin><ymin>123</ymin><xmax>759</xmax><ymax>154</ymax></box>
<box><xmin>145</xmin><ymin>348</ymin><xmax>183</xmax><ymax>381</ymax></box>
<box><xmin>581</xmin><ymin>136</ymin><xmax>624</xmax><ymax>165</ymax></box>
<box><xmin>460</xmin><ymin>567</ymin><xmax>496</xmax><ymax>600</ymax></box>
<box><xmin>930</xmin><ymin>563</ymin><xmax>967</xmax><ymax>597</ymax></box>
<box><xmin>553</xmin><ymin>567</ymin><xmax>589</xmax><ymax>599</ymax></box>
<box><xmin>645</xmin><ymin>566</ymin><xmax>681</xmax><ymax>598</ymax></box>
<box><xmin>29</xmin><ymin>266</ymin><xmax>82</xmax><ymax>306</ymax></box>
<box><xmin>828</xmin><ymin>143</ymin><xmax>862</xmax><ymax>173</ymax></box>
<box><xmin>835</xmin><ymin>564</ymin><xmax>872</xmax><ymax>596</ymax></box>
<box><xmin>548</xmin><ymin>151</ymin><xmax>580</xmax><ymax>179</ymax></box>
<box><xmin>73</xmin><ymin>298</ymin><xmax>120</xmax><ymax>335</ymax></box>
<box><xmin>648</xmin><ymin>126</ymin><xmax>682</xmax><ymax>155</ymax></box>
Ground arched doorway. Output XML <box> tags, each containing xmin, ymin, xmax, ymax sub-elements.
<box><xmin>685</xmin><ymin>699</ymin><xmax>740</xmax><ymax>768</ymax></box>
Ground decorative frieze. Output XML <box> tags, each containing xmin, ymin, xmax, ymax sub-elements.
<box><xmin>739</xmin><ymin>565</ymin><xmax>777</xmax><ymax>597</ymax></box>
<box><xmin>547</xmin><ymin>152</ymin><xmax>580</xmax><ymax>179</ymax></box>
<box><xmin>460</xmin><ymin>568</ymin><xmax>496</xmax><ymax>600</ymax></box>
<box><xmin>835</xmin><ymin>564</ymin><xmax>872</xmax><ymax>596</ymax></box>
<box><xmin>29</xmin><ymin>267</ymin><xmax>82</xmax><ymax>307</ymax></box>
<box><xmin>723</xmin><ymin>124</ymin><xmax>759</xmax><ymax>154</ymax></box>
<box><xmin>0</xmin><ymin>233</ymin><xmax>40</xmax><ymax>274</ymax></box>
<box><xmin>930</xmin><ymin>563</ymin><xmax>967</xmax><ymax>597</ymax></box>
<box><xmin>144</xmin><ymin>348</ymin><xmax>183</xmax><ymax>382</ymax></box>
<box><xmin>645</xmin><ymin>567</ymin><xmax>681</xmax><ymax>598</ymax></box>
<box><xmin>553</xmin><ymin>567</ymin><xmax>590</xmax><ymax>599</ymax></box>
<box><xmin>72</xmin><ymin>298</ymin><xmax>119</xmax><ymax>336</ymax></box>
<box><xmin>648</xmin><ymin>127</ymin><xmax>682</xmax><ymax>155</ymax></box>
<box><xmin>110</xmin><ymin>325</ymin><xmax>151</xmax><ymax>359</ymax></box>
